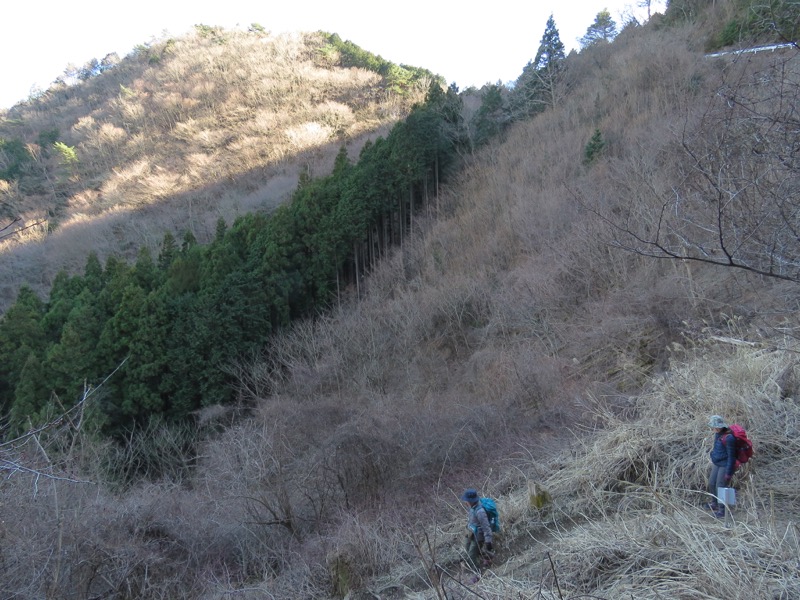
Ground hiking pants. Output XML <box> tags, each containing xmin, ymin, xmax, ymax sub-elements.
<box><xmin>465</xmin><ymin>535</ymin><xmax>486</xmax><ymax>573</ymax></box>
<box><xmin>708</xmin><ymin>464</ymin><xmax>730</xmax><ymax>496</ymax></box>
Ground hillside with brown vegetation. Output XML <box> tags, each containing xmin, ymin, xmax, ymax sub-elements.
<box><xmin>0</xmin><ymin>27</ymin><xmax>429</xmax><ymax>309</ymax></box>
<box><xmin>2</xmin><ymin>1</ymin><xmax>800</xmax><ymax>598</ymax></box>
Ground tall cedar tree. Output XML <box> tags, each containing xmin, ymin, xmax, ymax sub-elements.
<box><xmin>10</xmin><ymin>353</ymin><xmax>47</xmax><ymax>430</ymax></box>
<box><xmin>580</xmin><ymin>9</ymin><xmax>618</xmax><ymax>48</ymax></box>
<box><xmin>512</xmin><ymin>15</ymin><xmax>566</xmax><ymax>118</ymax></box>
<box><xmin>0</xmin><ymin>287</ymin><xmax>45</xmax><ymax>415</ymax></box>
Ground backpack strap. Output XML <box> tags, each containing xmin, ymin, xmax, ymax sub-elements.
<box><xmin>722</xmin><ymin>431</ymin><xmax>738</xmax><ymax>474</ymax></box>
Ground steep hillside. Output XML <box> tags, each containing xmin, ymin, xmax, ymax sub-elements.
<box><xmin>236</xmin><ymin>12</ymin><xmax>800</xmax><ymax>594</ymax></box>
<box><xmin>1</xmin><ymin>2</ymin><xmax>799</xmax><ymax>599</ymax></box>
<box><xmin>0</xmin><ymin>27</ymin><xmax>430</xmax><ymax>309</ymax></box>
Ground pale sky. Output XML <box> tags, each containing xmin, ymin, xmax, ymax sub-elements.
<box><xmin>1</xmin><ymin>0</ymin><xmax>665</xmax><ymax>110</ymax></box>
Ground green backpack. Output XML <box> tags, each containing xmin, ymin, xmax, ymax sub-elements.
<box><xmin>478</xmin><ymin>497</ymin><xmax>501</xmax><ymax>532</ymax></box>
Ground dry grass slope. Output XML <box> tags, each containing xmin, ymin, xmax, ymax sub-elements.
<box><xmin>483</xmin><ymin>336</ymin><xmax>800</xmax><ymax>599</ymax></box>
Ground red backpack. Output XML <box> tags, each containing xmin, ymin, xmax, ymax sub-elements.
<box><xmin>727</xmin><ymin>424</ymin><xmax>754</xmax><ymax>470</ymax></box>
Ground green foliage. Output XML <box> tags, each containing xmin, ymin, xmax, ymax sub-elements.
<box><xmin>194</xmin><ymin>24</ymin><xmax>226</xmax><ymax>43</ymax></box>
<box><xmin>321</xmin><ymin>33</ymin><xmax>436</xmax><ymax>94</ymax></box>
<box><xmin>37</xmin><ymin>128</ymin><xmax>59</xmax><ymax>151</ymax></box>
<box><xmin>472</xmin><ymin>84</ymin><xmax>509</xmax><ymax>146</ymax></box>
<box><xmin>132</xmin><ymin>43</ymin><xmax>149</xmax><ymax>58</ymax></box>
<box><xmin>384</xmin><ymin>63</ymin><xmax>415</xmax><ymax>94</ymax></box>
<box><xmin>43</xmin><ymin>288</ymin><xmax>106</xmax><ymax>405</ymax></box>
<box><xmin>53</xmin><ymin>141</ymin><xmax>79</xmax><ymax>172</ymax></box>
<box><xmin>532</xmin><ymin>15</ymin><xmax>566</xmax><ymax>76</ymax></box>
<box><xmin>0</xmin><ymin>137</ymin><xmax>32</xmax><ymax>181</ymax></box>
<box><xmin>753</xmin><ymin>0</ymin><xmax>800</xmax><ymax>41</ymax></box>
<box><xmin>132</xmin><ymin>247</ymin><xmax>160</xmax><ymax>291</ymax></box>
<box><xmin>84</xmin><ymin>252</ymin><xmax>104</xmax><ymax>293</ymax></box>
<box><xmin>182</xmin><ymin>229</ymin><xmax>197</xmax><ymax>251</ymax></box>
<box><xmin>167</xmin><ymin>245</ymin><xmax>204</xmax><ymax>295</ymax></box>
<box><xmin>54</xmin><ymin>141</ymin><xmax>78</xmax><ymax>162</ymax></box>
<box><xmin>323</xmin><ymin>33</ymin><xmax>384</xmax><ymax>72</ymax></box>
<box><xmin>583</xmin><ymin>128</ymin><xmax>606</xmax><ymax>165</ymax></box>
<box><xmin>138</xmin><ymin>38</ymin><xmax>177</xmax><ymax>65</ymax></box>
<box><xmin>42</xmin><ymin>272</ymin><xmax>84</xmax><ymax>343</ymax></box>
<box><xmin>78</xmin><ymin>58</ymin><xmax>102</xmax><ymax>81</ymax></box>
<box><xmin>716</xmin><ymin>19</ymin><xmax>743</xmax><ymax>47</ymax></box>
<box><xmin>423</xmin><ymin>82</ymin><xmax>468</xmax><ymax>157</ymax></box>
<box><xmin>710</xmin><ymin>0</ymin><xmax>800</xmax><ymax>49</ymax></box>
<box><xmin>0</xmin><ymin>287</ymin><xmax>46</xmax><ymax>415</ymax></box>
<box><xmin>249</xmin><ymin>23</ymin><xmax>266</xmax><ymax>34</ymax></box>
<box><xmin>158</xmin><ymin>232</ymin><xmax>178</xmax><ymax>270</ymax></box>
<box><xmin>663</xmin><ymin>0</ymin><xmax>709</xmax><ymax>24</ymax></box>
<box><xmin>10</xmin><ymin>352</ymin><xmax>47</xmax><ymax>431</ymax></box>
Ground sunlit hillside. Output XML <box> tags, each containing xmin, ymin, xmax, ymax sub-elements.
<box><xmin>1</xmin><ymin>1</ymin><xmax>799</xmax><ymax>598</ymax></box>
<box><xmin>0</xmin><ymin>27</ymin><xmax>431</xmax><ymax>309</ymax></box>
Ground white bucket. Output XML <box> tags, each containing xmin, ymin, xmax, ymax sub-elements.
<box><xmin>717</xmin><ymin>487</ymin><xmax>736</xmax><ymax>507</ymax></box>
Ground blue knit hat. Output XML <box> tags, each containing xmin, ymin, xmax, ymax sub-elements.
<box><xmin>461</xmin><ymin>488</ymin><xmax>480</xmax><ymax>503</ymax></box>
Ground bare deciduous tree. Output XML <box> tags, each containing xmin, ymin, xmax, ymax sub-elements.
<box><xmin>587</xmin><ymin>51</ymin><xmax>800</xmax><ymax>283</ymax></box>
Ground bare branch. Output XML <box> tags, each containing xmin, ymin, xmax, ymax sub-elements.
<box><xmin>580</xmin><ymin>49</ymin><xmax>800</xmax><ymax>283</ymax></box>
<box><xmin>0</xmin><ymin>356</ymin><xmax>128</xmax><ymax>484</ymax></box>
<box><xmin>0</xmin><ymin>216</ymin><xmax>47</xmax><ymax>241</ymax></box>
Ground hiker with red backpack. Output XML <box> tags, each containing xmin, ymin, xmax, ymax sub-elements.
<box><xmin>705</xmin><ymin>415</ymin><xmax>753</xmax><ymax>518</ymax></box>
<box><xmin>461</xmin><ymin>488</ymin><xmax>496</xmax><ymax>582</ymax></box>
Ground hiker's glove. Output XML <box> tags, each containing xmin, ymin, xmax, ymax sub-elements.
<box><xmin>485</xmin><ymin>542</ymin><xmax>493</xmax><ymax>552</ymax></box>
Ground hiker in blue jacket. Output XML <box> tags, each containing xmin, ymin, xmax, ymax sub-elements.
<box><xmin>705</xmin><ymin>415</ymin><xmax>737</xmax><ymax>518</ymax></box>
<box><xmin>461</xmin><ymin>488</ymin><xmax>494</xmax><ymax>580</ymax></box>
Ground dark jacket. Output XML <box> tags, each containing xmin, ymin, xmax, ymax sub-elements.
<box><xmin>710</xmin><ymin>429</ymin><xmax>737</xmax><ymax>477</ymax></box>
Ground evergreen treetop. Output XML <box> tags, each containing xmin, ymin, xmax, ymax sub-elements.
<box><xmin>510</xmin><ymin>14</ymin><xmax>567</xmax><ymax>118</ymax></box>
<box><xmin>533</xmin><ymin>15</ymin><xmax>566</xmax><ymax>72</ymax></box>
<box><xmin>581</xmin><ymin>9</ymin><xmax>618</xmax><ymax>48</ymax></box>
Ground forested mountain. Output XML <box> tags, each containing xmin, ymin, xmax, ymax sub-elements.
<box><xmin>1</xmin><ymin>1</ymin><xmax>800</xmax><ymax>598</ymax></box>
<box><xmin>0</xmin><ymin>28</ymin><xmax>434</xmax><ymax>310</ymax></box>
<box><xmin>0</xmin><ymin>23</ymin><xmax>465</xmax><ymax>438</ymax></box>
